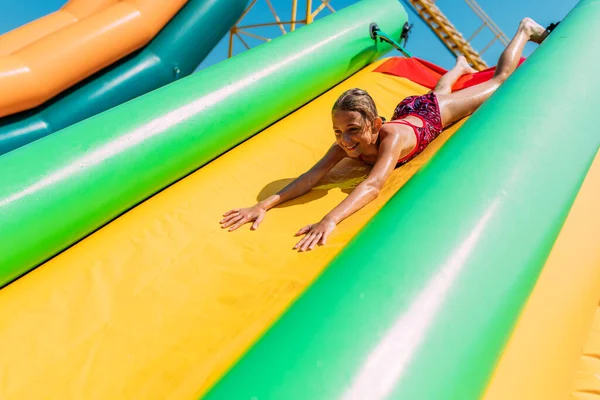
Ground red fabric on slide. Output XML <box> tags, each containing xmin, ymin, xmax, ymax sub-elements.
<box><xmin>374</xmin><ymin>57</ymin><xmax>526</xmax><ymax>90</ymax></box>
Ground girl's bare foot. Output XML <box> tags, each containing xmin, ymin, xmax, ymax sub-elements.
<box><xmin>456</xmin><ymin>55</ymin><xmax>478</xmax><ymax>75</ymax></box>
<box><xmin>520</xmin><ymin>17</ymin><xmax>547</xmax><ymax>44</ymax></box>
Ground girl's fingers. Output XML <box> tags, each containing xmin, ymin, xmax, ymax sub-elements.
<box><xmin>318</xmin><ymin>232</ymin><xmax>328</xmax><ymax>246</ymax></box>
<box><xmin>295</xmin><ymin>225</ymin><xmax>312</xmax><ymax>236</ymax></box>
<box><xmin>228</xmin><ymin>216</ymin><xmax>249</xmax><ymax>231</ymax></box>
<box><xmin>300</xmin><ymin>233</ymin><xmax>316</xmax><ymax>252</ymax></box>
<box><xmin>297</xmin><ymin>235</ymin><xmax>310</xmax><ymax>251</ymax></box>
<box><xmin>223</xmin><ymin>209</ymin><xmax>241</xmax><ymax>217</ymax></box>
<box><xmin>220</xmin><ymin>212</ymin><xmax>240</xmax><ymax>224</ymax></box>
<box><xmin>221</xmin><ymin>214</ymin><xmax>242</xmax><ymax>228</ymax></box>
<box><xmin>222</xmin><ymin>215</ymin><xmax>244</xmax><ymax>229</ymax></box>
<box><xmin>293</xmin><ymin>237</ymin><xmax>304</xmax><ymax>250</ymax></box>
<box><xmin>251</xmin><ymin>213</ymin><xmax>264</xmax><ymax>230</ymax></box>
<box><xmin>294</xmin><ymin>233</ymin><xmax>310</xmax><ymax>250</ymax></box>
<box><xmin>308</xmin><ymin>233</ymin><xmax>323</xmax><ymax>250</ymax></box>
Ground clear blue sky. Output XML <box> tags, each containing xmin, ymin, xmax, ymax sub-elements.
<box><xmin>0</xmin><ymin>0</ymin><xmax>577</xmax><ymax>71</ymax></box>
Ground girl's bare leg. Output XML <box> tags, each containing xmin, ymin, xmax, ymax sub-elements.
<box><xmin>432</xmin><ymin>55</ymin><xmax>478</xmax><ymax>95</ymax></box>
<box><xmin>436</xmin><ymin>18</ymin><xmax>547</xmax><ymax>128</ymax></box>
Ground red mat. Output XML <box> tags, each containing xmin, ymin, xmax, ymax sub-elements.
<box><xmin>374</xmin><ymin>57</ymin><xmax>526</xmax><ymax>91</ymax></box>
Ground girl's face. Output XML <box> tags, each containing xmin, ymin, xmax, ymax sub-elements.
<box><xmin>332</xmin><ymin>110</ymin><xmax>380</xmax><ymax>157</ymax></box>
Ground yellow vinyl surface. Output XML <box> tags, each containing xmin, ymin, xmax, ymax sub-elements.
<box><xmin>571</xmin><ymin>306</ymin><xmax>600</xmax><ymax>399</ymax></box>
<box><xmin>0</xmin><ymin>60</ymin><xmax>466</xmax><ymax>399</ymax></box>
<box><xmin>483</xmin><ymin>149</ymin><xmax>600</xmax><ymax>400</ymax></box>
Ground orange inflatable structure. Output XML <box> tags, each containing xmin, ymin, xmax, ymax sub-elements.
<box><xmin>0</xmin><ymin>0</ymin><xmax>187</xmax><ymax>118</ymax></box>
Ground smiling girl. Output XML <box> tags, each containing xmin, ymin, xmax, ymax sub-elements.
<box><xmin>221</xmin><ymin>18</ymin><xmax>552</xmax><ymax>251</ymax></box>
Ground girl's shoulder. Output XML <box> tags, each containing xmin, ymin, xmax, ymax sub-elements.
<box><xmin>379</xmin><ymin>120</ymin><xmax>413</xmax><ymax>141</ymax></box>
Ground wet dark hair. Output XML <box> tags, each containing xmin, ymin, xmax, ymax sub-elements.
<box><xmin>332</xmin><ymin>88</ymin><xmax>386</xmax><ymax>128</ymax></box>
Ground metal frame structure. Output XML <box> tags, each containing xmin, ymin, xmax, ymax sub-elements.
<box><xmin>228</xmin><ymin>0</ymin><xmax>508</xmax><ymax>72</ymax></box>
<box><xmin>464</xmin><ymin>0</ymin><xmax>509</xmax><ymax>54</ymax></box>
<box><xmin>405</xmin><ymin>0</ymin><xmax>509</xmax><ymax>70</ymax></box>
<box><xmin>228</xmin><ymin>0</ymin><xmax>336</xmax><ymax>57</ymax></box>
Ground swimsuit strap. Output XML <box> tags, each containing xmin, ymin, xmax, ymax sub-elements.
<box><xmin>360</xmin><ymin>118</ymin><xmax>423</xmax><ymax>165</ymax></box>
<box><xmin>387</xmin><ymin>114</ymin><xmax>428</xmax><ymax>127</ymax></box>
<box><xmin>386</xmin><ymin>118</ymin><xmax>422</xmax><ymax>164</ymax></box>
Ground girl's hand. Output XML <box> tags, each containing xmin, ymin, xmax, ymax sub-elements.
<box><xmin>294</xmin><ymin>218</ymin><xmax>337</xmax><ymax>252</ymax></box>
<box><xmin>221</xmin><ymin>205</ymin><xmax>266</xmax><ymax>231</ymax></box>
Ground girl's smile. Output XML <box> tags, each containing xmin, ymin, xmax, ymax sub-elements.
<box><xmin>332</xmin><ymin>109</ymin><xmax>378</xmax><ymax>157</ymax></box>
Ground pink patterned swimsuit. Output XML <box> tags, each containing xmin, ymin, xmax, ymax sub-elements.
<box><xmin>390</xmin><ymin>92</ymin><xmax>444</xmax><ymax>165</ymax></box>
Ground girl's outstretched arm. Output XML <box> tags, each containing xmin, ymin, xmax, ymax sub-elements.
<box><xmin>294</xmin><ymin>130</ymin><xmax>410</xmax><ymax>251</ymax></box>
<box><xmin>221</xmin><ymin>143</ymin><xmax>347</xmax><ymax>232</ymax></box>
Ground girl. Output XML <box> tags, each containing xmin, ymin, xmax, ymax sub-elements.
<box><xmin>221</xmin><ymin>18</ymin><xmax>552</xmax><ymax>252</ymax></box>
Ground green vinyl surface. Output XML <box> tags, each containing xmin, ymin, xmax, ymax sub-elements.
<box><xmin>0</xmin><ymin>0</ymin><xmax>406</xmax><ymax>285</ymax></box>
<box><xmin>204</xmin><ymin>2</ymin><xmax>600</xmax><ymax>399</ymax></box>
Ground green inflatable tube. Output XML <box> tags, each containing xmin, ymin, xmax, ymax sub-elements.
<box><xmin>0</xmin><ymin>0</ymin><xmax>249</xmax><ymax>155</ymax></box>
<box><xmin>204</xmin><ymin>3</ymin><xmax>600</xmax><ymax>399</ymax></box>
<box><xmin>0</xmin><ymin>0</ymin><xmax>406</xmax><ymax>285</ymax></box>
